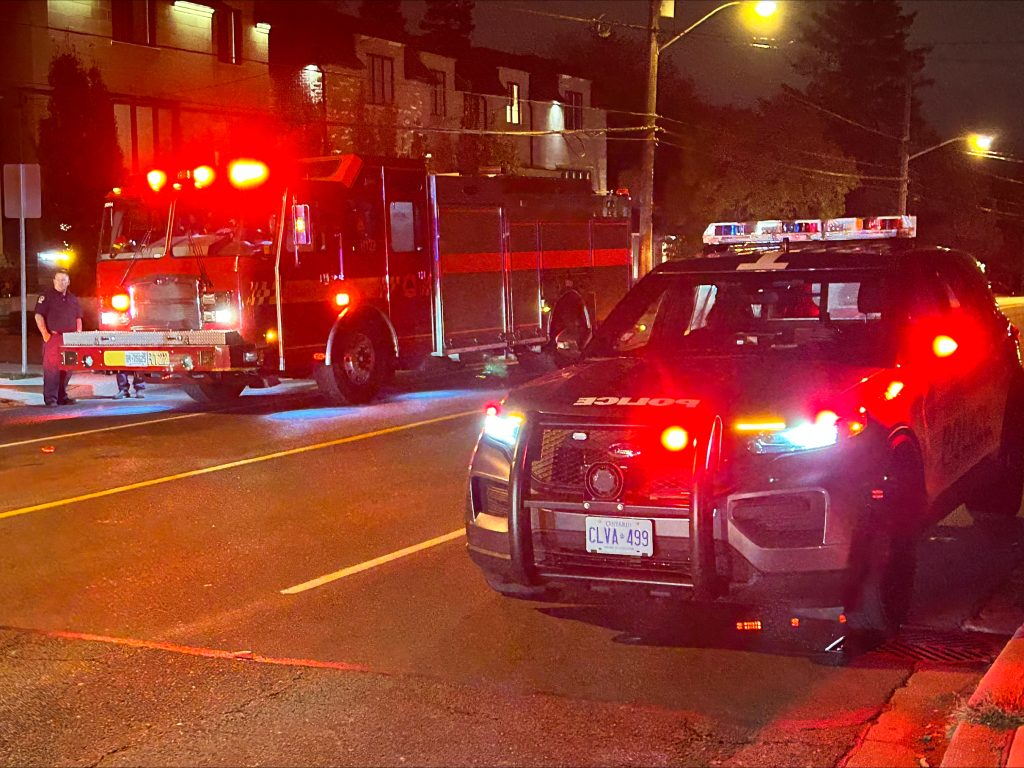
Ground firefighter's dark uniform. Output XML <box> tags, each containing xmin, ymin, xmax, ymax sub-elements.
<box><xmin>34</xmin><ymin>286</ymin><xmax>82</xmax><ymax>405</ymax></box>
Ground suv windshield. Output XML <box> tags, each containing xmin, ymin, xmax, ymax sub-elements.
<box><xmin>588</xmin><ymin>270</ymin><xmax>898</xmax><ymax>366</ymax></box>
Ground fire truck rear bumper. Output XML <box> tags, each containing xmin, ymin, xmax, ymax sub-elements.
<box><xmin>59</xmin><ymin>330</ymin><xmax>263</xmax><ymax>373</ymax></box>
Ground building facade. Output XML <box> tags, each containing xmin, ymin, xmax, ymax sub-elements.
<box><xmin>0</xmin><ymin>0</ymin><xmax>610</xmax><ymax>284</ymax></box>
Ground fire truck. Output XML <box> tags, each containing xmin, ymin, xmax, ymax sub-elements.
<box><xmin>60</xmin><ymin>155</ymin><xmax>634</xmax><ymax>404</ymax></box>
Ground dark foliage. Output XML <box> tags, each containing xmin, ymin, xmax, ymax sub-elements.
<box><xmin>37</xmin><ymin>53</ymin><xmax>123</xmax><ymax>294</ymax></box>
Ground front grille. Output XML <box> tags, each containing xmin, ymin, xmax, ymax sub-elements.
<box><xmin>528</xmin><ymin>423</ymin><xmax>692</xmax><ymax>506</ymax></box>
<box><xmin>131</xmin><ymin>276</ymin><xmax>201</xmax><ymax>330</ymax></box>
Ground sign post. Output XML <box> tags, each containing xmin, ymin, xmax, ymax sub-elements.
<box><xmin>3</xmin><ymin>164</ymin><xmax>42</xmax><ymax>374</ymax></box>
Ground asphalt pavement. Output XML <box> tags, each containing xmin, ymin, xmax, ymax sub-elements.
<box><xmin>0</xmin><ymin>365</ymin><xmax>1021</xmax><ymax>767</ymax></box>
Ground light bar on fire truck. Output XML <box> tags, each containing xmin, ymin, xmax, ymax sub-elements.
<box><xmin>702</xmin><ymin>215</ymin><xmax>917</xmax><ymax>246</ymax></box>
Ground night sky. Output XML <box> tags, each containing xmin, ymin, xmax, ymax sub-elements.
<box><xmin>395</xmin><ymin>0</ymin><xmax>1024</xmax><ymax>158</ymax></box>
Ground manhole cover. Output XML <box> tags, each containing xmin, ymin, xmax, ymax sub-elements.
<box><xmin>873</xmin><ymin>627</ymin><xmax>1003</xmax><ymax>664</ymax></box>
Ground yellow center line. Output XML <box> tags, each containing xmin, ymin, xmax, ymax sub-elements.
<box><xmin>0</xmin><ymin>410</ymin><xmax>477</xmax><ymax>522</ymax></box>
<box><xmin>280</xmin><ymin>529</ymin><xmax>467</xmax><ymax>595</ymax></box>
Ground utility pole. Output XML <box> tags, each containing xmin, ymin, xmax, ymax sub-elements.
<box><xmin>639</xmin><ymin>0</ymin><xmax>660</xmax><ymax>278</ymax></box>
<box><xmin>897</xmin><ymin>76</ymin><xmax>912</xmax><ymax>215</ymax></box>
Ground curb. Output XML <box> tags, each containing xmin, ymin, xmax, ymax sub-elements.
<box><xmin>942</xmin><ymin>625</ymin><xmax>1024</xmax><ymax>767</ymax></box>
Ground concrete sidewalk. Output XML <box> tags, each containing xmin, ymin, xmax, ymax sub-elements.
<box><xmin>0</xmin><ymin>369</ymin><xmax>128</xmax><ymax>407</ymax></box>
<box><xmin>942</xmin><ymin>627</ymin><xmax>1024</xmax><ymax>767</ymax></box>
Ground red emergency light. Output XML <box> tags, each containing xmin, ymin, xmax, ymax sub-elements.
<box><xmin>193</xmin><ymin>165</ymin><xmax>215</xmax><ymax>189</ymax></box>
<box><xmin>228</xmin><ymin>159</ymin><xmax>269</xmax><ymax>189</ymax></box>
<box><xmin>146</xmin><ymin>169</ymin><xmax>167</xmax><ymax>192</ymax></box>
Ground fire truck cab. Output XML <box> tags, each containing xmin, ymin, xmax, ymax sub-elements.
<box><xmin>61</xmin><ymin>155</ymin><xmax>634</xmax><ymax>403</ymax></box>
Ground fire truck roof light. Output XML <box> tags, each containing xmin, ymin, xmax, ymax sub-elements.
<box><xmin>193</xmin><ymin>165</ymin><xmax>215</xmax><ymax>189</ymax></box>
<box><xmin>146</xmin><ymin>169</ymin><xmax>167</xmax><ymax>192</ymax></box>
<box><xmin>228</xmin><ymin>159</ymin><xmax>269</xmax><ymax>189</ymax></box>
<box><xmin>703</xmin><ymin>215</ymin><xmax>917</xmax><ymax>246</ymax></box>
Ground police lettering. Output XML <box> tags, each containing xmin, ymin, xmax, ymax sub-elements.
<box><xmin>573</xmin><ymin>396</ymin><xmax>700</xmax><ymax>407</ymax></box>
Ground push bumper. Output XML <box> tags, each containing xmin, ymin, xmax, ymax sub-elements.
<box><xmin>60</xmin><ymin>330</ymin><xmax>264</xmax><ymax>373</ymax></box>
<box><xmin>466</xmin><ymin>424</ymin><xmax>887</xmax><ymax>612</ymax></box>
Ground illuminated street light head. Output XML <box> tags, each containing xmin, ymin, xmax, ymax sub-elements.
<box><xmin>968</xmin><ymin>133</ymin><xmax>995</xmax><ymax>153</ymax></box>
<box><xmin>742</xmin><ymin>1</ymin><xmax>780</xmax><ymax>33</ymax></box>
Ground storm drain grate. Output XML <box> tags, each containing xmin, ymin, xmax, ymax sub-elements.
<box><xmin>873</xmin><ymin>628</ymin><xmax>1003</xmax><ymax>664</ymax></box>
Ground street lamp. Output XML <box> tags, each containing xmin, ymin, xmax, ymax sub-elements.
<box><xmin>898</xmin><ymin>132</ymin><xmax>996</xmax><ymax>213</ymax></box>
<box><xmin>638</xmin><ymin>0</ymin><xmax>779</xmax><ymax>278</ymax></box>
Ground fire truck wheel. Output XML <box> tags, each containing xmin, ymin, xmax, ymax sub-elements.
<box><xmin>967</xmin><ymin>383</ymin><xmax>1024</xmax><ymax>520</ymax></box>
<box><xmin>181</xmin><ymin>376</ymin><xmax>245</xmax><ymax>403</ymax></box>
<box><xmin>316</xmin><ymin>324</ymin><xmax>388</xmax><ymax>405</ymax></box>
<box><xmin>846</xmin><ymin>447</ymin><xmax>922</xmax><ymax>640</ymax></box>
<box><xmin>547</xmin><ymin>296</ymin><xmax>591</xmax><ymax>368</ymax></box>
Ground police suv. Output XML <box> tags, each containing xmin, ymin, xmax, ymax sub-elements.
<box><xmin>465</xmin><ymin>216</ymin><xmax>1024</xmax><ymax>639</ymax></box>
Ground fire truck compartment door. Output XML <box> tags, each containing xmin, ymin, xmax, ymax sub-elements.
<box><xmin>435</xmin><ymin>207</ymin><xmax>507</xmax><ymax>353</ymax></box>
<box><xmin>508</xmin><ymin>223</ymin><xmax>545</xmax><ymax>345</ymax></box>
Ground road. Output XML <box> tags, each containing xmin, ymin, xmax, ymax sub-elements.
<box><xmin>0</xmin><ymin>367</ymin><xmax>1020</xmax><ymax>767</ymax></box>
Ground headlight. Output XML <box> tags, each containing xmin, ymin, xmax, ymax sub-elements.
<box><xmin>482</xmin><ymin>404</ymin><xmax>524</xmax><ymax>448</ymax></box>
<box><xmin>748</xmin><ymin>410</ymin><xmax>863</xmax><ymax>454</ymax></box>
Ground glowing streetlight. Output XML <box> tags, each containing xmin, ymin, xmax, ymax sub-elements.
<box><xmin>638</xmin><ymin>0</ymin><xmax>782</xmax><ymax>277</ymax></box>
<box><xmin>968</xmin><ymin>133</ymin><xmax>995</xmax><ymax>153</ymax></box>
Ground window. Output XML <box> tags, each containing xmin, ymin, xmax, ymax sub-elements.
<box><xmin>389</xmin><ymin>202</ymin><xmax>416</xmax><ymax>253</ymax></box>
<box><xmin>368</xmin><ymin>54</ymin><xmax>394</xmax><ymax>105</ymax></box>
<box><xmin>564</xmin><ymin>90</ymin><xmax>583</xmax><ymax>130</ymax></box>
<box><xmin>463</xmin><ymin>94</ymin><xmax>486</xmax><ymax>129</ymax></box>
<box><xmin>215</xmin><ymin>8</ymin><xmax>243</xmax><ymax>64</ymax></box>
<box><xmin>506</xmin><ymin>82</ymin><xmax>521</xmax><ymax>125</ymax></box>
<box><xmin>111</xmin><ymin>0</ymin><xmax>156</xmax><ymax>46</ymax></box>
<box><xmin>429</xmin><ymin>70</ymin><xmax>446</xmax><ymax>117</ymax></box>
<box><xmin>301</xmin><ymin>65</ymin><xmax>324</xmax><ymax>105</ymax></box>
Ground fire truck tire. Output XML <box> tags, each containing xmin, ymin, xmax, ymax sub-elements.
<box><xmin>967</xmin><ymin>384</ymin><xmax>1024</xmax><ymax>520</ymax></box>
<box><xmin>546</xmin><ymin>294</ymin><xmax>591</xmax><ymax>368</ymax></box>
<box><xmin>846</xmin><ymin>446</ymin><xmax>922</xmax><ymax>640</ymax></box>
<box><xmin>316</xmin><ymin>323</ymin><xmax>389</xmax><ymax>405</ymax></box>
<box><xmin>181</xmin><ymin>377</ymin><xmax>245</xmax><ymax>403</ymax></box>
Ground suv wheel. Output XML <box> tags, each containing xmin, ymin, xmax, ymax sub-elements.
<box><xmin>968</xmin><ymin>389</ymin><xmax>1024</xmax><ymax>520</ymax></box>
<box><xmin>847</xmin><ymin>448</ymin><xmax>922</xmax><ymax>639</ymax></box>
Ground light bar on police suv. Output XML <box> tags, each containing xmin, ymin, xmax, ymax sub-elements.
<box><xmin>702</xmin><ymin>215</ymin><xmax>917</xmax><ymax>246</ymax></box>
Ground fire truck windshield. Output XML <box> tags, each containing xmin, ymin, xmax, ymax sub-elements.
<box><xmin>588</xmin><ymin>271</ymin><xmax>898</xmax><ymax>365</ymax></box>
<box><xmin>99</xmin><ymin>198</ymin><xmax>274</xmax><ymax>260</ymax></box>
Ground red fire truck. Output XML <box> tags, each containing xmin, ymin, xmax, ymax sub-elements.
<box><xmin>60</xmin><ymin>155</ymin><xmax>634</xmax><ymax>404</ymax></box>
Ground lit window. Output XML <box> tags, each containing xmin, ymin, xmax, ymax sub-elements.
<box><xmin>301</xmin><ymin>64</ymin><xmax>324</xmax><ymax>105</ymax></box>
<box><xmin>564</xmin><ymin>90</ymin><xmax>583</xmax><ymax>130</ymax></box>
<box><xmin>506</xmin><ymin>82</ymin><xmax>521</xmax><ymax>125</ymax></box>
<box><xmin>368</xmin><ymin>54</ymin><xmax>394</xmax><ymax>105</ymax></box>
<box><xmin>388</xmin><ymin>201</ymin><xmax>417</xmax><ymax>253</ymax></box>
<box><xmin>429</xmin><ymin>70</ymin><xmax>446</xmax><ymax>117</ymax></box>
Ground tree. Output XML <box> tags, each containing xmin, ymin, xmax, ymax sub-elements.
<box><xmin>37</xmin><ymin>52</ymin><xmax>123</xmax><ymax>294</ymax></box>
<box><xmin>357</xmin><ymin>0</ymin><xmax>406</xmax><ymax>36</ymax></box>
<box><xmin>792</xmin><ymin>0</ymin><xmax>928</xmax><ymax>212</ymax></box>
<box><xmin>419</xmin><ymin>0</ymin><xmax>474</xmax><ymax>51</ymax></box>
<box><xmin>692</xmin><ymin>99</ymin><xmax>859</xmax><ymax>228</ymax></box>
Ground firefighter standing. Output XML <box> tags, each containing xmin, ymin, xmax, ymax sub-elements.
<box><xmin>34</xmin><ymin>269</ymin><xmax>82</xmax><ymax>407</ymax></box>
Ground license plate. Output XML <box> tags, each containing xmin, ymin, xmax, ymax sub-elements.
<box><xmin>585</xmin><ymin>516</ymin><xmax>653</xmax><ymax>557</ymax></box>
<box><xmin>102</xmin><ymin>350</ymin><xmax>170</xmax><ymax>367</ymax></box>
